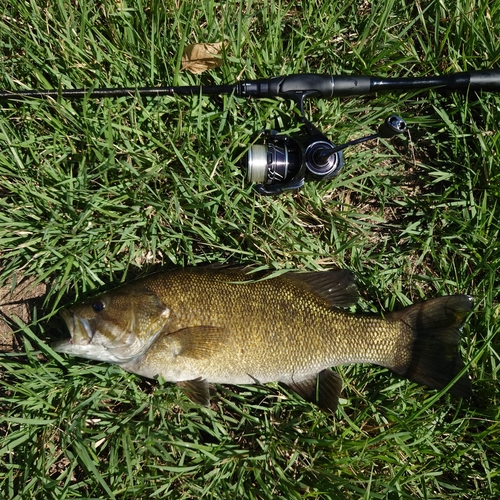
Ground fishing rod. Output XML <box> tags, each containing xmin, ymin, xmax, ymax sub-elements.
<box><xmin>2</xmin><ymin>70</ymin><xmax>499</xmax><ymax>195</ymax></box>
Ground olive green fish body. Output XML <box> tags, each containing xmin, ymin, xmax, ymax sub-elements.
<box><xmin>121</xmin><ymin>268</ymin><xmax>405</xmax><ymax>383</ymax></box>
<box><xmin>54</xmin><ymin>267</ymin><xmax>473</xmax><ymax>412</ymax></box>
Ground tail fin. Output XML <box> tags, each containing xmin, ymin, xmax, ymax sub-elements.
<box><xmin>388</xmin><ymin>295</ymin><xmax>474</xmax><ymax>397</ymax></box>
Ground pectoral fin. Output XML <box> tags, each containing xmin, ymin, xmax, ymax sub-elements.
<box><xmin>286</xmin><ymin>369</ymin><xmax>342</xmax><ymax>413</ymax></box>
<box><xmin>177</xmin><ymin>378</ymin><xmax>211</xmax><ymax>406</ymax></box>
<box><xmin>167</xmin><ymin>326</ymin><xmax>229</xmax><ymax>359</ymax></box>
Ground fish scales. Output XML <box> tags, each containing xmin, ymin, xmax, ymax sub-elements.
<box><xmin>130</xmin><ymin>268</ymin><xmax>404</xmax><ymax>380</ymax></box>
<box><xmin>54</xmin><ymin>266</ymin><xmax>473</xmax><ymax>412</ymax></box>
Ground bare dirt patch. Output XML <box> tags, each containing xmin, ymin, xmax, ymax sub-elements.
<box><xmin>0</xmin><ymin>275</ymin><xmax>46</xmax><ymax>352</ymax></box>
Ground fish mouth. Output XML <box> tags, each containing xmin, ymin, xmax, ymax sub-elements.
<box><xmin>56</xmin><ymin>309</ymin><xmax>94</xmax><ymax>347</ymax></box>
<box><xmin>53</xmin><ymin>309</ymin><xmax>121</xmax><ymax>363</ymax></box>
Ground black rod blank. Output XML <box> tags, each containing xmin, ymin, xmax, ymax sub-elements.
<box><xmin>0</xmin><ymin>84</ymin><xmax>237</xmax><ymax>100</ymax></box>
<box><xmin>0</xmin><ymin>70</ymin><xmax>499</xmax><ymax>102</ymax></box>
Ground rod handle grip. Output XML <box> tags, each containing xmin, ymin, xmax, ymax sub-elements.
<box><xmin>469</xmin><ymin>70</ymin><xmax>500</xmax><ymax>91</ymax></box>
<box><xmin>238</xmin><ymin>74</ymin><xmax>335</xmax><ymax>99</ymax></box>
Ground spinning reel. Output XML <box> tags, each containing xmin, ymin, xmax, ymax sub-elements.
<box><xmin>1</xmin><ymin>70</ymin><xmax>499</xmax><ymax>195</ymax></box>
<box><xmin>245</xmin><ymin>113</ymin><xmax>407</xmax><ymax>195</ymax></box>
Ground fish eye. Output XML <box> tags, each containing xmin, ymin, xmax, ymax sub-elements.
<box><xmin>92</xmin><ymin>300</ymin><xmax>105</xmax><ymax>313</ymax></box>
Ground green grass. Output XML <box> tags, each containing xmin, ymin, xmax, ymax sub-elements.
<box><xmin>0</xmin><ymin>0</ymin><xmax>499</xmax><ymax>498</ymax></box>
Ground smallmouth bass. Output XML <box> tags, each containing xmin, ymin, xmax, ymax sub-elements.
<box><xmin>53</xmin><ymin>266</ymin><xmax>473</xmax><ymax>412</ymax></box>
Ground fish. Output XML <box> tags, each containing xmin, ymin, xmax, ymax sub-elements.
<box><xmin>53</xmin><ymin>266</ymin><xmax>474</xmax><ymax>412</ymax></box>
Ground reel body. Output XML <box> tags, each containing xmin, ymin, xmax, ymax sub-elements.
<box><xmin>246</xmin><ymin>121</ymin><xmax>343</xmax><ymax>195</ymax></box>
<box><xmin>244</xmin><ymin>115</ymin><xmax>406</xmax><ymax>195</ymax></box>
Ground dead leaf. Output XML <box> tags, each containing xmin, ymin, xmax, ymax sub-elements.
<box><xmin>181</xmin><ymin>42</ymin><xmax>227</xmax><ymax>74</ymax></box>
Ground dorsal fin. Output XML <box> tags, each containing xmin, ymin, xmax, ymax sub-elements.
<box><xmin>196</xmin><ymin>265</ymin><xmax>358</xmax><ymax>308</ymax></box>
<box><xmin>286</xmin><ymin>269</ymin><xmax>358</xmax><ymax>308</ymax></box>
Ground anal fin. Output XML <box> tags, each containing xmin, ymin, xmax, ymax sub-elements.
<box><xmin>177</xmin><ymin>378</ymin><xmax>210</xmax><ymax>406</ymax></box>
<box><xmin>286</xmin><ymin>369</ymin><xmax>342</xmax><ymax>413</ymax></box>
